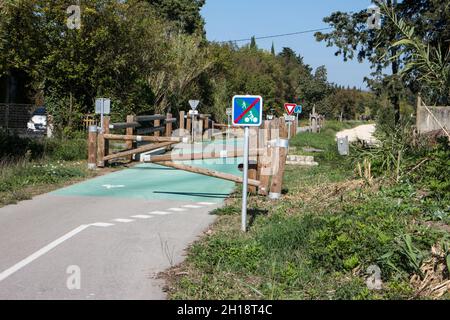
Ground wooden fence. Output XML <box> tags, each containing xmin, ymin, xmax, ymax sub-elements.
<box><xmin>88</xmin><ymin>113</ymin><xmax>292</xmax><ymax>198</ymax></box>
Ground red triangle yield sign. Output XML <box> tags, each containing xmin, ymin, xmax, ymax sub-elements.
<box><xmin>284</xmin><ymin>103</ymin><xmax>296</xmax><ymax>115</ymax></box>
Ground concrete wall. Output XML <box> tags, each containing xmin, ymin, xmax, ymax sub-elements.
<box><xmin>416</xmin><ymin>98</ymin><xmax>450</xmax><ymax>134</ymax></box>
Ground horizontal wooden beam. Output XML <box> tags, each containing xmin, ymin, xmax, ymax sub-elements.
<box><xmin>155</xmin><ymin>161</ymin><xmax>261</xmax><ymax>187</ymax></box>
<box><xmin>103</xmin><ymin>134</ymin><xmax>182</xmax><ymax>143</ymax></box>
<box><xmin>109</xmin><ymin>122</ymin><xmax>140</xmax><ymax>130</ymax></box>
<box><xmin>143</xmin><ymin>148</ymin><xmax>264</xmax><ymax>163</ymax></box>
<box><xmin>136</xmin><ymin>126</ymin><xmax>165</xmax><ymax>135</ymax></box>
<box><xmin>103</xmin><ymin>141</ymin><xmax>176</xmax><ymax>161</ymax></box>
<box><xmin>135</xmin><ymin>114</ymin><xmax>166</xmax><ymax>122</ymax></box>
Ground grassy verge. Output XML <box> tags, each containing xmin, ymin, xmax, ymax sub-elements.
<box><xmin>0</xmin><ymin>131</ymin><xmax>97</xmax><ymax>208</ymax></box>
<box><xmin>163</xmin><ymin>121</ymin><xmax>450</xmax><ymax>300</ymax></box>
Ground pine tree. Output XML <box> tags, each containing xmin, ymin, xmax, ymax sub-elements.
<box><xmin>250</xmin><ymin>36</ymin><xmax>257</xmax><ymax>50</ymax></box>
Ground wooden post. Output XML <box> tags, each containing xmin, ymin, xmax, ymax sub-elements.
<box><xmin>186</xmin><ymin>116</ymin><xmax>192</xmax><ymax>133</ymax></box>
<box><xmin>248</xmin><ymin>127</ymin><xmax>258</xmax><ymax>194</ymax></box>
<box><xmin>126</xmin><ymin>115</ymin><xmax>135</xmax><ymax>162</ymax></box>
<box><xmin>203</xmin><ymin>115</ymin><xmax>210</xmax><ymax>139</ymax></box>
<box><xmin>88</xmin><ymin>125</ymin><xmax>98</xmax><ymax>170</ymax></box>
<box><xmin>165</xmin><ymin>113</ymin><xmax>173</xmax><ymax>137</ymax></box>
<box><xmin>154</xmin><ymin>119</ymin><xmax>161</xmax><ymax>137</ymax></box>
<box><xmin>258</xmin><ymin>120</ymin><xmax>271</xmax><ymax>195</ymax></box>
<box><xmin>179</xmin><ymin>111</ymin><xmax>185</xmax><ymax>135</ymax></box>
<box><xmin>269</xmin><ymin>118</ymin><xmax>288</xmax><ymax>199</ymax></box>
<box><xmin>97</xmin><ymin>116</ymin><xmax>110</xmax><ymax>168</ymax></box>
<box><xmin>97</xmin><ymin>132</ymin><xmax>105</xmax><ymax>168</ymax></box>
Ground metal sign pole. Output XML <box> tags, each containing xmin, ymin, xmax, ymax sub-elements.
<box><xmin>227</xmin><ymin>114</ymin><xmax>230</xmax><ymax>141</ymax></box>
<box><xmin>242</xmin><ymin>126</ymin><xmax>249</xmax><ymax>232</ymax></box>
<box><xmin>288</xmin><ymin>120</ymin><xmax>291</xmax><ymax>140</ymax></box>
<box><xmin>100</xmin><ymin>111</ymin><xmax>104</xmax><ymax>133</ymax></box>
<box><xmin>191</xmin><ymin>113</ymin><xmax>195</xmax><ymax>143</ymax></box>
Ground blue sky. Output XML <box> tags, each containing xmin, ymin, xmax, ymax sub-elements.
<box><xmin>201</xmin><ymin>0</ymin><xmax>374</xmax><ymax>89</ymax></box>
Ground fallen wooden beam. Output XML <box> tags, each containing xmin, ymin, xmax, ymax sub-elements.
<box><xmin>155</xmin><ymin>161</ymin><xmax>261</xmax><ymax>187</ymax></box>
<box><xmin>143</xmin><ymin>148</ymin><xmax>264</xmax><ymax>163</ymax></box>
<box><xmin>104</xmin><ymin>134</ymin><xmax>182</xmax><ymax>143</ymax></box>
<box><xmin>103</xmin><ymin>141</ymin><xmax>176</xmax><ymax>161</ymax></box>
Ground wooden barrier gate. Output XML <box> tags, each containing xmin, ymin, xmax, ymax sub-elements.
<box><xmin>88</xmin><ymin>113</ymin><xmax>293</xmax><ymax>199</ymax></box>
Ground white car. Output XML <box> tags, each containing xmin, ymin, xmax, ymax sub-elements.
<box><xmin>27</xmin><ymin>107</ymin><xmax>47</xmax><ymax>132</ymax></box>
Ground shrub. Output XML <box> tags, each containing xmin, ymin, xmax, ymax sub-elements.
<box><xmin>0</xmin><ymin>131</ymin><xmax>44</xmax><ymax>160</ymax></box>
<box><xmin>44</xmin><ymin>137</ymin><xmax>87</xmax><ymax>161</ymax></box>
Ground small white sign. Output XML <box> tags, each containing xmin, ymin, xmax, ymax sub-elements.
<box><xmin>95</xmin><ymin>98</ymin><xmax>111</xmax><ymax>115</ymax></box>
<box><xmin>226</xmin><ymin>108</ymin><xmax>232</xmax><ymax>116</ymax></box>
<box><xmin>189</xmin><ymin>100</ymin><xmax>200</xmax><ymax>110</ymax></box>
<box><xmin>188</xmin><ymin>110</ymin><xmax>199</xmax><ymax>115</ymax></box>
<box><xmin>284</xmin><ymin>115</ymin><xmax>296</xmax><ymax>122</ymax></box>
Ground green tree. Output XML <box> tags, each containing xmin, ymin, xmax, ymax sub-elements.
<box><xmin>146</xmin><ymin>0</ymin><xmax>205</xmax><ymax>35</ymax></box>
<box><xmin>315</xmin><ymin>0</ymin><xmax>449</xmax><ymax>122</ymax></box>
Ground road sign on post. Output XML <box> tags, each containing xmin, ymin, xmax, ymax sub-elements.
<box><xmin>284</xmin><ymin>103</ymin><xmax>296</xmax><ymax>116</ymax></box>
<box><xmin>232</xmin><ymin>95</ymin><xmax>263</xmax><ymax>232</ymax></box>
<box><xmin>189</xmin><ymin>100</ymin><xmax>200</xmax><ymax>110</ymax></box>
<box><xmin>284</xmin><ymin>103</ymin><xmax>296</xmax><ymax>140</ymax></box>
<box><xmin>232</xmin><ymin>95</ymin><xmax>263</xmax><ymax>127</ymax></box>
<box><xmin>189</xmin><ymin>100</ymin><xmax>200</xmax><ymax>142</ymax></box>
<box><xmin>295</xmin><ymin>105</ymin><xmax>303</xmax><ymax>114</ymax></box>
<box><xmin>95</xmin><ymin>98</ymin><xmax>111</xmax><ymax>133</ymax></box>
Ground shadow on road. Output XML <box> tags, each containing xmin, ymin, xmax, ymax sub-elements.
<box><xmin>153</xmin><ymin>191</ymin><xmax>229</xmax><ymax>199</ymax></box>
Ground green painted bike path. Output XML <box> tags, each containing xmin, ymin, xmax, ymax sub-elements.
<box><xmin>53</xmin><ymin>158</ymin><xmax>243</xmax><ymax>203</ymax></box>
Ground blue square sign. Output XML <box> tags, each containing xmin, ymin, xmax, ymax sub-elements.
<box><xmin>232</xmin><ymin>95</ymin><xmax>263</xmax><ymax>127</ymax></box>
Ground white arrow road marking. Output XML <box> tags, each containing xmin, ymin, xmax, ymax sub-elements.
<box><xmin>0</xmin><ymin>225</ymin><xmax>90</xmax><ymax>282</ymax></box>
<box><xmin>167</xmin><ymin>208</ymin><xmax>187</xmax><ymax>212</ymax></box>
<box><xmin>197</xmin><ymin>202</ymin><xmax>215</xmax><ymax>206</ymax></box>
<box><xmin>113</xmin><ymin>219</ymin><xmax>134</xmax><ymax>223</ymax></box>
<box><xmin>90</xmin><ymin>222</ymin><xmax>115</xmax><ymax>227</ymax></box>
<box><xmin>102</xmin><ymin>184</ymin><xmax>125</xmax><ymax>189</ymax></box>
<box><xmin>131</xmin><ymin>215</ymin><xmax>153</xmax><ymax>219</ymax></box>
<box><xmin>182</xmin><ymin>205</ymin><xmax>204</xmax><ymax>209</ymax></box>
<box><xmin>149</xmin><ymin>211</ymin><xmax>171</xmax><ymax>215</ymax></box>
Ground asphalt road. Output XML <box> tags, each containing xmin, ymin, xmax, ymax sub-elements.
<box><xmin>0</xmin><ymin>160</ymin><xmax>240</xmax><ymax>300</ymax></box>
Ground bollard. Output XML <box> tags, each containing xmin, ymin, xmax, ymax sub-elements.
<box><xmin>126</xmin><ymin>115</ymin><xmax>135</xmax><ymax>161</ymax></box>
<box><xmin>154</xmin><ymin>119</ymin><xmax>161</xmax><ymax>137</ymax></box>
<box><xmin>165</xmin><ymin>113</ymin><xmax>173</xmax><ymax>137</ymax></box>
<box><xmin>269</xmin><ymin>119</ymin><xmax>288</xmax><ymax>200</ymax></box>
<box><xmin>337</xmin><ymin>136</ymin><xmax>350</xmax><ymax>156</ymax></box>
<box><xmin>88</xmin><ymin>125</ymin><xmax>98</xmax><ymax>170</ymax></box>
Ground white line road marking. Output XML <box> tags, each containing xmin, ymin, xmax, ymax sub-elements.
<box><xmin>197</xmin><ymin>202</ymin><xmax>215</xmax><ymax>206</ymax></box>
<box><xmin>167</xmin><ymin>208</ymin><xmax>187</xmax><ymax>212</ymax></box>
<box><xmin>113</xmin><ymin>219</ymin><xmax>134</xmax><ymax>223</ymax></box>
<box><xmin>149</xmin><ymin>211</ymin><xmax>171</xmax><ymax>215</ymax></box>
<box><xmin>0</xmin><ymin>225</ymin><xmax>90</xmax><ymax>282</ymax></box>
<box><xmin>182</xmin><ymin>205</ymin><xmax>204</xmax><ymax>209</ymax></box>
<box><xmin>90</xmin><ymin>222</ymin><xmax>115</xmax><ymax>227</ymax></box>
<box><xmin>131</xmin><ymin>215</ymin><xmax>153</xmax><ymax>219</ymax></box>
